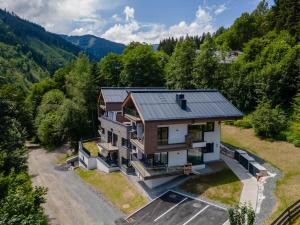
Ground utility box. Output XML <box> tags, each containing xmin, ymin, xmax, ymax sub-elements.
<box><xmin>240</xmin><ymin>154</ymin><xmax>255</xmax><ymax>171</ymax></box>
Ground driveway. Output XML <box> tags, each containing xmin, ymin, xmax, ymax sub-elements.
<box><xmin>28</xmin><ymin>147</ymin><xmax>122</xmax><ymax>225</ymax></box>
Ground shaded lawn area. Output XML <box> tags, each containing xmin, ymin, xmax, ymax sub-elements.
<box><xmin>180</xmin><ymin>168</ymin><xmax>242</xmax><ymax>206</ymax></box>
<box><xmin>222</xmin><ymin>125</ymin><xmax>300</xmax><ymax>224</ymax></box>
<box><xmin>56</xmin><ymin>153</ymin><xmax>74</xmax><ymax>164</ymax></box>
<box><xmin>75</xmin><ymin>168</ymin><xmax>148</xmax><ymax>214</ymax></box>
<box><xmin>83</xmin><ymin>141</ymin><xmax>99</xmax><ymax>157</ymax></box>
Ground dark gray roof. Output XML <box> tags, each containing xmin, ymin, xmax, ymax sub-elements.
<box><xmin>130</xmin><ymin>90</ymin><xmax>243</xmax><ymax>121</ymax></box>
<box><xmin>101</xmin><ymin>87</ymin><xmax>165</xmax><ymax>103</ymax></box>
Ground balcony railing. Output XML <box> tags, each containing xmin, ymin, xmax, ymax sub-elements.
<box><xmin>124</xmin><ymin>107</ymin><xmax>139</xmax><ymax>117</ymax></box>
<box><xmin>97</xmin><ymin>153</ymin><xmax>119</xmax><ymax>168</ymax></box>
<box><xmin>98</xmin><ymin>142</ymin><xmax>119</xmax><ymax>152</ymax></box>
<box><xmin>131</xmin><ymin>155</ymin><xmax>184</xmax><ymax>180</ymax></box>
<box><xmin>124</xmin><ymin>107</ymin><xmax>141</xmax><ymax>121</ymax></box>
<box><xmin>185</xmin><ymin>135</ymin><xmax>205</xmax><ymax>147</ymax></box>
<box><xmin>130</xmin><ymin>130</ymin><xmax>144</xmax><ymax>150</ymax></box>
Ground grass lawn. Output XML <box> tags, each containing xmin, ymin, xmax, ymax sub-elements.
<box><xmin>221</xmin><ymin>125</ymin><xmax>300</xmax><ymax>223</ymax></box>
<box><xmin>83</xmin><ymin>141</ymin><xmax>99</xmax><ymax>157</ymax></box>
<box><xmin>56</xmin><ymin>154</ymin><xmax>73</xmax><ymax>164</ymax></box>
<box><xmin>75</xmin><ymin>168</ymin><xmax>148</xmax><ymax>214</ymax></box>
<box><xmin>180</xmin><ymin>168</ymin><xmax>243</xmax><ymax>206</ymax></box>
<box><xmin>291</xmin><ymin>216</ymin><xmax>300</xmax><ymax>225</ymax></box>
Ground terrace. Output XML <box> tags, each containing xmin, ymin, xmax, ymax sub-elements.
<box><xmin>130</xmin><ymin>155</ymin><xmax>185</xmax><ymax>180</ymax></box>
<box><xmin>81</xmin><ymin>141</ymin><xmax>99</xmax><ymax>157</ymax></box>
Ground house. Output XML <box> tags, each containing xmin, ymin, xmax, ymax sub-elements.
<box><xmin>79</xmin><ymin>88</ymin><xmax>243</xmax><ymax>188</ymax></box>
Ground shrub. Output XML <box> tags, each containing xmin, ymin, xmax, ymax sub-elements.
<box><xmin>286</xmin><ymin>123</ymin><xmax>300</xmax><ymax>147</ymax></box>
<box><xmin>251</xmin><ymin>102</ymin><xmax>287</xmax><ymax>138</ymax></box>
<box><xmin>228</xmin><ymin>203</ymin><xmax>255</xmax><ymax>225</ymax></box>
<box><xmin>286</xmin><ymin>93</ymin><xmax>300</xmax><ymax>147</ymax></box>
<box><xmin>234</xmin><ymin>115</ymin><xmax>253</xmax><ymax>129</ymax></box>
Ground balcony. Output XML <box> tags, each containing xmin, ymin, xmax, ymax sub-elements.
<box><xmin>130</xmin><ymin>131</ymin><xmax>144</xmax><ymax>150</ymax></box>
<box><xmin>98</xmin><ymin>142</ymin><xmax>119</xmax><ymax>152</ymax></box>
<box><xmin>185</xmin><ymin>135</ymin><xmax>206</xmax><ymax>148</ymax></box>
<box><xmin>97</xmin><ymin>153</ymin><xmax>119</xmax><ymax>168</ymax></box>
<box><xmin>131</xmin><ymin>156</ymin><xmax>185</xmax><ymax>180</ymax></box>
<box><xmin>157</xmin><ymin>142</ymin><xmax>188</xmax><ymax>151</ymax></box>
<box><xmin>124</xmin><ymin>107</ymin><xmax>141</xmax><ymax>121</ymax></box>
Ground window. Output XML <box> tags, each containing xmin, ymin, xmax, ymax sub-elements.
<box><xmin>188</xmin><ymin>125</ymin><xmax>204</xmax><ymax>142</ymax></box>
<box><xmin>122</xmin><ymin>138</ymin><xmax>128</xmax><ymax>147</ymax></box>
<box><xmin>205</xmin><ymin>122</ymin><xmax>214</xmax><ymax>132</ymax></box>
<box><xmin>204</xmin><ymin>143</ymin><xmax>214</xmax><ymax>153</ymax></box>
<box><xmin>160</xmin><ymin>152</ymin><xmax>168</xmax><ymax>164</ymax></box>
<box><xmin>154</xmin><ymin>152</ymin><xmax>168</xmax><ymax>165</ymax></box>
<box><xmin>157</xmin><ymin>127</ymin><xmax>168</xmax><ymax>145</ymax></box>
<box><xmin>121</xmin><ymin>157</ymin><xmax>129</xmax><ymax>166</ymax></box>
<box><xmin>122</xmin><ymin>138</ymin><xmax>132</xmax><ymax>149</ymax></box>
<box><xmin>187</xmin><ymin>148</ymin><xmax>203</xmax><ymax>165</ymax></box>
<box><xmin>107</xmin><ymin>131</ymin><xmax>112</xmax><ymax>143</ymax></box>
<box><xmin>112</xmin><ymin>133</ymin><xmax>118</xmax><ymax>146</ymax></box>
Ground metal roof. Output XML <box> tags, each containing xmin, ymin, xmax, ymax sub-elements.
<box><xmin>101</xmin><ymin>87</ymin><xmax>166</xmax><ymax>103</ymax></box>
<box><xmin>130</xmin><ymin>90</ymin><xmax>243</xmax><ymax>121</ymax></box>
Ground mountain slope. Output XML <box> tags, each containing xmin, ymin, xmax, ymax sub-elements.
<box><xmin>0</xmin><ymin>9</ymin><xmax>86</xmax><ymax>89</ymax></box>
<box><xmin>61</xmin><ymin>34</ymin><xmax>126</xmax><ymax>60</ymax></box>
<box><xmin>0</xmin><ymin>9</ymin><xmax>82</xmax><ymax>73</ymax></box>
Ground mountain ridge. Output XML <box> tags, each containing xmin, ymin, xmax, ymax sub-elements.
<box><xmin>61</xmin><ymin>34</ymin><xmax>126</xmax><ymax>60</ymax></box>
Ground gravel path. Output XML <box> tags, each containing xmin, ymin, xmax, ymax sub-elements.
<box><xmin>254</xmin><ymin>162</ymin><xmax>282</xmax><ymax>225</ymax></box>
<box><xmin>222</xmin><ymin>143</ymin><xmax>282</xmax><ymax>225</ymax></box>
<box><xmin>28</xmin><ymin>147</ymin><xmax>122</xmax><ymax>225</ymax></box>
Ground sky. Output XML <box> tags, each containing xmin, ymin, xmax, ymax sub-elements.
<box><xmin>0</xmin><ymin>0</ymin><xmax>264</xmax><ymax>44</ymax></box>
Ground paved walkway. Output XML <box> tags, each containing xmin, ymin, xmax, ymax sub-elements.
<box><xmin>221</xmin><ymin>155</ymin><xmax>258</xmax><ymax>210</ymax></box>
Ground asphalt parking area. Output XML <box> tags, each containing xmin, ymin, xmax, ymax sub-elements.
<box><xmin>125</xmin><ymin>191</ymin><xmax>228</xmax><ymax>225</ymax></box>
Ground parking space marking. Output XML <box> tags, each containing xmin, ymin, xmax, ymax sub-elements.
<box><xmin>182</xmin><ymin>205</ymin><xmax>210</xmax><ymax>225</ymax></box>
<box><xmin>125</xmin><ymin>190</ymin><xmax>170</xmax><ymax>220</ymax></box>
<box><xmin>154</xmin><ymin>197</ymin><xmax>188</xmax><ymax>222</ymax></box>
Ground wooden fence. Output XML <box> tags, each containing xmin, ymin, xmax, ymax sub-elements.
<box><xmin>270</xmin><ymin>199</ymin><xmax>300</xmax><ymax>225</ymax></box>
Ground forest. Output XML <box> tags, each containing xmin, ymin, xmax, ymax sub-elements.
<box><xmin>0</xmin><ymin>0</ymin><xmax>299</xmax><ymax>223</ymax></box>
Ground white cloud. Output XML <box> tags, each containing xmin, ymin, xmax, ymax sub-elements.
<box><xmin>124</xmin><ymin>6</ymin><xmax>134</xmax><ymax>21</ymax></box>
<box><xmin>0</xmin><ymin>0</ymin><xmax>122</xmax><ymax>34</ymax></box>
<box><xmin>214</xmin><ymin>4</ymin><xmax>227</xmax><ymax>15</ymax></box>
<box><xmin>102</xmin><ymin>6</ymin><xmax>215</xmax><ymax>44</ymax></box>
<box><xmin>0</xmin><ymin>1</ymin><xmax>217</xmax><ymax>44</ymax></box>
<box><xmin>112</xmin><ymin>14</ymin><xmax>122</xmax><ymax>22</ymax></box>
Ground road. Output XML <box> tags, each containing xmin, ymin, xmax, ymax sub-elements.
<box><xmin>28</xmin><ymin>147</ymin><xmax>122</xmax><ymax>225</ymax></box>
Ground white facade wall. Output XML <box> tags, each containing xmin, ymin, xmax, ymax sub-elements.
<box><xmin>168</xmin><ymin>150</ymin><xmax>187</xmax><ymax>166</ymax></box>
<box><xmin>203</xmin><ymin>121</ymin><xmax>220</xmax><ymax>162</ymax></box>
<box><xmin>161</xmin><ymin>121</ymin><xmax>220</xmax><ymax>165</ymax></box>
<box><xmin>96</xmin><ymin>158</ymin><xmax>119</xmax><ymax>173</ymax></box>
<box><xmin>167</xmin><ymin>124</ymin><xmax>187</xmax><ymax>144</ymax></box>
<box><xmin>87</xmin><ymin>157</ymin><xmax>97</xmax><ymax>169</ymax></box>
<box><xmin>78</xmin><ymin>150</ymin><xmax>97</xmax><ymax>169</ymax></box>
<box><xmin>107</xmin><ymin>111</ymin><xmax>117</xmax><ymax>121</ymax></box>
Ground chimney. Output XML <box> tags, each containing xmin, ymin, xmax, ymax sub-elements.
<box><xmin>176</xmin><ymin>93</ymin><xmax>187</xmax><ymax>110</ymax></box>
